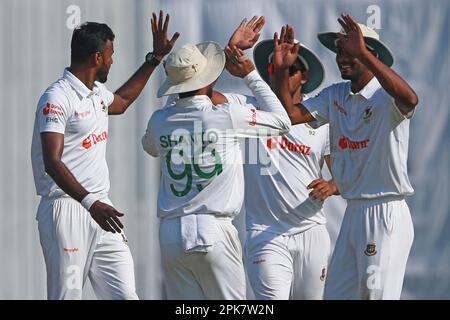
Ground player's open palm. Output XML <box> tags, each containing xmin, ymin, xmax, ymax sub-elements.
<box><xmin>273</xmin><ymin>25</ymin><xmax>300</xmax><ymax>70</ymax></box>
<box><xmin>228</xmin><ymin>16</ymin><xmax>265</xmax><ymax>50</ymax></box>
<box><xmin>151</xmin><ymin>10</ymin><xmax>180</xmax><ymax>59</ymax></box>
<box><xmin>89</xmin><ymin>200</ymin><xmax>124</xmax><ymax>233</ymax></box>
<box><xmin>336</xmin><ymin>13</ymin><xmax>366</xmax><ymax>58</ymax></box>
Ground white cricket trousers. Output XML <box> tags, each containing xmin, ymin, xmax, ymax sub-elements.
<box><xmin>245</xmin><ymin>224</ymin><xmax>331</xmax><ymax>300</ymax></box>
<box><xmin>159</xmin><ymin>217</ymin><xmax>246</xmax><ymax>300</ymax></box>
<box><xmin>36</xmin><ymin>196</ymin><xmax>138</xmax><ymax>300</ymax></box>
<box><xmin>324</xmin><ymin>196</ymin><xmax>414</xmax><ymax>300</ymax></box>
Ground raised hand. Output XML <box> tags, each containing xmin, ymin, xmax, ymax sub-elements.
<box><xmin>89</xmin><ymin>200</ymin><xmax>124</xmax><ymax>233</ymax></box>
<box><xmin>224</xmin><ymin>45</ymin><xmax>255</xmax><ymax>78</ymax></box>
<box><xmin>151</xmin><ymin>10</ymin><xmax>180</xmax><ymax>60</ymax></box>
<box><xmin>273</xmin><ymin>25</ymin><xmax>300</xmax><ymax>70</ymax></box>
<box><xmin>336</xmin><ymin>13</ymin><xmax>367</xmax><ymax>58</ymax></box>
<box><xmin>228</xmin><ymin>16</ymin><xmax>265</xmax><ymax>50</ymax></box>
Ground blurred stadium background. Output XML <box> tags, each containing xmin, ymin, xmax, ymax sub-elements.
<box><xmin>0</xmin><ymin>0</ymin><xmax>448</xmax><ymax>299</ymax></box>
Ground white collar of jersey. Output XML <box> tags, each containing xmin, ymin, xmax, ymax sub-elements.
<box><xmin>174</xmin><ymin>95</ymin><xmax>213</xmax><ymax>107</ymax></box>
<box><xmin>346</xmin><ymin>76</ymin><xmax>381</xmax><ymax>100</ymax></box>
<box><xmin>63</xmin><ymin>68</ymin><xmax>100</xmax><ymax>99</ymax></box>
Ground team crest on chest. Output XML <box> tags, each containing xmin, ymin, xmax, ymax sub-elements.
<box><xmin>364</xmin><ymin>243</ymin><xmax>377</xmax><ymax>256</ymax></box>
<box><xmin>319</xmin><ymin>267</ymin><xmax>327</xmax><ymax>281</ymax></box>
<box><xmin>363</xmin><ymin>106</ymin><xmax>373</xmax><ymax>124</ymax></box>
<box><xmin>101</xmin><ymin>100</ymin><xmax>108</xmax><ymax>113</ymax></box>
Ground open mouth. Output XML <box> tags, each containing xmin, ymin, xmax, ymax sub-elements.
<box><xmin>338</xmin><ymin>64</ymin><xmax>352</xmax><ymax>72</ymax></box>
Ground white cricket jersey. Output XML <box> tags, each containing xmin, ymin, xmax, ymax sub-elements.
<box><xmin>31</xmin><ymin>69</ymin><xmax>115</xmax><ymax>197</ymax></box>
<box><xmin>224</xmin><ymin>93</ymin><xmax>330</xmax><ymax>235</ymax></box>
<box><xmin>302</xmin><ymin>77</ymin><xmax>414</xmax><ymax>200</ymax></box>
<box><xmin>142</xmin><ymin>70</ymin><xmax>291</xmax><ymax>219</ymax></box>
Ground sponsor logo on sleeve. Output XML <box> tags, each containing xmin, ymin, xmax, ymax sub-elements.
<box><xmin>43</xmin><ymin>103</ymin><xmax>64</xmax><ymax>116</ymax></box>
<box><xmin>45</xmin><ymin>117</ymin><xmax>59</xmax><ymax>123</ymax></box>
<box><xmin>333</xmin><ymin>100</ymin><xmax>348</xmax><ymax>116</ymax></box>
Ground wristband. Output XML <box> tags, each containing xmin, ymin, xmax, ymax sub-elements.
<box><xmin>80</xmin><ymin>193</ymin><xmax>100</xmax><ymax>211</ymax></box>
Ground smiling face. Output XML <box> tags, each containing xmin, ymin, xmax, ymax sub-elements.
<box><xmin>335</xmin><ymin>41</ymin><xmax>378</xmax><ymax>82</ymax></box>
<box><xmin>335</xmin><ymin>42</ymin><xmax>368</xmax><ymax>81</ymax></box>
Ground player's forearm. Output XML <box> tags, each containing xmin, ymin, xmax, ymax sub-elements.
<box><xmin>244</xmin><ymin>70</ymin><xmax>291</xmax><ymax>131</ymax></box>
<box><xmin>273</xmin><ymin>67</ymin><xmax>313</xmax><ymax>125</ymax></box>
<box><xmin>245</xmin><ymin>70</ymin><xmax>287</xmax><ymax>115</ymax></box>
<box><xmin>273</xmin><ymin>67</ymin><xmax>294</xmax><ymax>116</ymax></box>
<box><xmin>358</xmin><ymin>51</ymin><xmax>418</xmax><ymax>113</ymax></box>
<box><xmin>113</xmin><ymin>62</ymin><xmax>158</xmax><ymax>113</ymax></box>
<box><xmin>44</xmin><ymin>158</ymin><xmax>89</xmax><ymax>202</ymax></box>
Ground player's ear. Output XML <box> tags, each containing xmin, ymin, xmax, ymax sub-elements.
<box><xmin>300</xmin><ymin>70</ymin><xmax>309</xmax><ymax>85</ymax></box>
<box><xmin>93</xmin><ymin>52</ymin><xmax>103</xmax><ymax>66</ymax></box>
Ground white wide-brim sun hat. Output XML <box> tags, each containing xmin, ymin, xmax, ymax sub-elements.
<box><xmin>157</xmin><ymin>41</ymin><xmax>226</xmax><ymax>97</ymax></box>
<box><xmin>253</xmin><ymin>39</ymin><xmax>325</xmax><ymax>94</ymax></box>
<box><xmin>317</xmin><ymin>23</ymin><xmax>394</xmax><ymax>67</ymax></box>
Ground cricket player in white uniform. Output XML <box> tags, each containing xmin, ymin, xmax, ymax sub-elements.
<box><xmin>31</xmin><ymin>12</ymin><xmax>179</xmax><ymax>299</ymax></box>
<box><xmin>272</xmin><ymin>15</ymin><xmax>418</xmax><ymax>299</ymax></box>
<box><xmin>229</xmin><ymin>34</ymin><xmax>340</xmax><ymax>299</ymax></box>
<box><xmin>210</xmin><ymin>22</ymin><xmax>339</xmax><ymax>299</ymax></box>
<box><xmin>141</xmin><ymin>19</ymin><xmax>292</xmax><ymax>299</ymax></box>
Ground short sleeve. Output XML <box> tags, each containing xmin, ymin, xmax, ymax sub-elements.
<box><xmin>95</xmin><ymin>82</ymin><xmax>115</xmax><ymax>107</ymax></box>
<box><xmin>36</xmin><ymin>90</ymin><xmax>71</xmax><ymax>134</ymax></box>
<box><xmin>142</xmin><ymin>113</ymin><xmax>160</xmax><ymax>157</ymax></box>
<box><xmin>383</xmin><ymin>90</ymin><xmax>415</xmax><ymax>124</ymax></box>
<box><xmin>302</xmin><ymin>87</ymin><xmax>331</xmax><ymax>127</ymax></box>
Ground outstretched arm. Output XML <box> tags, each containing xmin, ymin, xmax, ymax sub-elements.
<box><xmin>210</xmin><ymin>15</ymin><xmax>266</xmax><ymax>105</ymax></box>
<box><xmin>108</xmin><ymin>10</ymin><xmax>180</xmax><ymax>115</ymax></box>
<box><xmin>337</xmin><ymin>13</ymin><xmax>418</xmax><ymax>115</ymax></box>
<box><xmin>272</xmin><ymin>25</ymin><xmax>315</xmax><ymax>124</ymax></box>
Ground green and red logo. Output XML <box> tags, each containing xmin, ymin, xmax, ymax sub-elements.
<box><xmin>364</xmin><ymin>243</ymin><xmax>377</xmax><ymax>256</ymax></box>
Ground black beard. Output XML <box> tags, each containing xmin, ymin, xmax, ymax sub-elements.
<box><xmin>96</xmin><ymin>72</ymin><xmax>108</xmax><ymax>83</ymax></box>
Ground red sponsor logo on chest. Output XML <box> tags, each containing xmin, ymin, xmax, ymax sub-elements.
<box><xmin>266</xmin><ymin>136</ymin><xmax>311</xmax><ymax>155</ymax></box>
<box><xmin>82</xmin><ymin>131</ymin><xmax>108</xmax><ymax>149</ymax></box>
<box><xmin>338</xmin><ymin>136</ymin><xmax>370</xmax><ymax>150</ymax></box>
